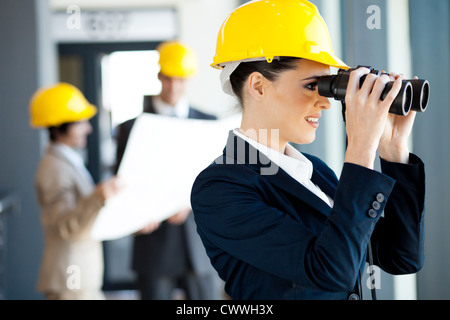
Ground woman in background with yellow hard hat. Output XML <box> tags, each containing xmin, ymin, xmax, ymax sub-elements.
<box><xmin>191</xmin><ymin>0</ymin><xmax>425</xmax><ymax>300</ymax></box>
<box><xmin>30</xmin><ymin>83</ymin><xmax>122</xmax><ymax>300</ymax></box>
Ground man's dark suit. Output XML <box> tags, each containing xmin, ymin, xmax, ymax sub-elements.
<box><xmin>115</xmin><ymin>96</ymin><xmax>219</xmax><ymax>300</ymax></box>
<box><xmin>191</xmin><ymin>131</ymin><xmax>425</xmax><ymax>300</ymax></box>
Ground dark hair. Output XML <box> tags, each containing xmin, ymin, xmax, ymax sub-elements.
<box><xmin>48</xmin><ymin>122</ymin><xmax>72</xmax><ymax>142</ymax></box>
<box><xmin>229</xmin><ymin>57</ymin><xmax>301</xmax><ymax>104</ymax></box>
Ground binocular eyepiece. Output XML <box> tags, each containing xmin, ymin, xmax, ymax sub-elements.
<box><xmin>318</xmin><ymin>66</ymin><xmax>430</xmax><ymax>116</ymax></box>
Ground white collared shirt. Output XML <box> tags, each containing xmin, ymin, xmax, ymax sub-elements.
<box><xmin>153</xmin><ymin>96</ymin><xmax>190</xmax><ymax>118</ymax></box>
<box><xmin>52</xmin><ymin>143</ymin><xmax>94</xmax><ymax>185</ymax></box>
<box><xmin>233</xmin><ymin>129</ymin><xmax>334</xmax><ymax>208</ymax></box>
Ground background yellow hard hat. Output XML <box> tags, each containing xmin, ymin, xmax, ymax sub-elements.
<box><xmin>212</xmin><ymin>0</ymin><xmax>348</xmax><ymax>70</ymax></box>
<box><xmin>29</xmin><ymin>83</ymin><xmax>97</xmax><ymax>128</ymax></box>
<box><xmin>158</xmin><ymin>41</ymin><xmax>198</xmax><ymax>78</ymax></box>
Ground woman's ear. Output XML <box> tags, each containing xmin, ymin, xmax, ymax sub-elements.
<box><xmin>247</xmin><ymin>72</ymin><xmax>266</xmax><ymax>100</ymax></box>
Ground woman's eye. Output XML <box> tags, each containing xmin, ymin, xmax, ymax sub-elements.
<box><xmin>305</xmin><ymin>82</ymin><xmax>318</xmax><ymax>91</ymax></box>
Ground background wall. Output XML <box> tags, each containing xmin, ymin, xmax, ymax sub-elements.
<box><xmin>409</xmin><ymin>0</ymin><xmax>450</xmax><ymax>300</ymax></box>
<box><xmin>0</xmin><ymin>0</ymin><xmax>56</xmax><ymax>300</ymax></box>
<box><xmin>0</xmin><ymin>0</ymin><xmax>448</xmax><ymax>300</ymax></box>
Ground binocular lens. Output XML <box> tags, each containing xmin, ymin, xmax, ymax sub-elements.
<box><xmin>380</xmin><ymin>81</ymin><xmax>413</xmax><ymax>116</ymax></box>
<box><xmin>410</xmin><ymin>80</ymin><xmax>430</xmax><ymax>112</ymax></box>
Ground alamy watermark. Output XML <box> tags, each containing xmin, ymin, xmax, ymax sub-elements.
<box><xmin>215</xmin><ymin>129</ymin><xmax>280</xmax><ymax>176</ymax></box>
<box><xmin>66</xmin><ymin>265</ymin><xmax>81</xmax><ymax>290</ymax></box>
<box><xmin>367</xmin><ymin>5</ymin><xmax>382</xmax><ymax>30</ymax></box>
<box><xmin>66</xmin><ymin>5</ymin><xmax>81</xmax><ymax>30</ymax></box>
<box><xmin>65</xmin><ymin>5</ymin><xmax>128</xmax><ymax>39</ymax></box>
<box><xmin>366</xmin><ymin>264</ymin><xmax>381</xmax><ymax>290</ymax></box>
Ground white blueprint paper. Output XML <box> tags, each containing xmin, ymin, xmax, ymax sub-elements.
<box><xmin>91</xmin><ymin>113</ymin><xmax>240</xmax><ymax>240</ymax></box>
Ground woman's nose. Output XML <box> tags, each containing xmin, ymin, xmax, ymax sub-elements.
<box><xmin>83</xmin><ymin>121</ymin><xmax>93</xmax><ymax>133</ymax></box>
<box><xmin>317</xmin><ymin>96</ymin><xmax>331</xmax><ymax>110</ymax></box>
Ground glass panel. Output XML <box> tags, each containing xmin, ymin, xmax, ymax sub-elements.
<box><xmin>101</xmin><ymin>50</ymin><xmax>161</xmax><ymax>128</ymax></box>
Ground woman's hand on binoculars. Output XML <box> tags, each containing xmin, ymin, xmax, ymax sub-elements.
<box><xmin>378</xmin><ymin>74</ymin><xmax>418</xmax><ymax>164</ymax></box>
<box><xmin>344</xmin><ymin>67</ymin><xmax>403</xmax><ymax>169</ymax></box>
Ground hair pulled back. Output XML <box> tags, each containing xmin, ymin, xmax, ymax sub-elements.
<box><xmin>229</xmin><ymin>57</ymin><xmax>301</xmax><ymax>104</ymax></box>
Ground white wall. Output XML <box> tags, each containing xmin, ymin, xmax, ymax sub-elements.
<box><xmin>49</xmin><ymin>0</ymin><xmax>239</xmax><ymax>117</ymax></box>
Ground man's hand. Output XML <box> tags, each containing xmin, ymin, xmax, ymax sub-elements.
<box><xmin>167</xmin><ymin>207</ymin><xmax>191</xmax><ymax>225</ymax></box>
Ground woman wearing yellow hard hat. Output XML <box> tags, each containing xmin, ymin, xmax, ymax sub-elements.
<box><xmin>30</xmin><ymin>83</ymin><xmax>122</xmax><ymax>300</ymax></box>
<box><xmin>191</xmin><ymin>0</ymin><xmax>425</xmax><ymax>300</ymax></box>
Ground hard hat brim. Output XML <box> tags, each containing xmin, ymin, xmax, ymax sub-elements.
<box><xmin>212</xmin><ymin>52</ymin><xmax>349</xmax><ymax>71</ymax></box>
<box><xmin>30</xmin><ymin>103</ymin><xmax>97</xmax><ymax>128</ymax></box>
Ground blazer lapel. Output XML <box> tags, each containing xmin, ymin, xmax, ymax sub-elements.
<box><xmin>223</xmin><ymin>131</ymin><xmax>333</xmax><ymax>218</ymax></box>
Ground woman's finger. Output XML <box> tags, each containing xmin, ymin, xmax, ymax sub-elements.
<box><xmin>381</xmin><ymin>77</ymin><xmax>403</xmax><ymax>107</ymax></box>
<box><xmin>367</xmin><ymin>74</ymin><xmax>391</xmax><ymax>105</ymax></box>
<box><xmin>358</xmin><ymin>73</ymin><xmax>380</xmax><ymax>98</ymax></box>
<box><xmin>346</xmin><ymin>67</ymin><xmax>371</xmax><ymax>96</ymax></box>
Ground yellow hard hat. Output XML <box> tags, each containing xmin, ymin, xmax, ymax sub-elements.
<box><xmin>212</xmin><ymin>0</ymin><xmax>349</xmax><ymax>70</ymax></box>
<box><xmin>158</xmin><ymin>41</ymin><xmax>197</xmax><ymax>78</ymax></box>
<box><xmin>29</xmin><ymin>83</ymin><xmax>97</xmax><ymax>128</ymax></box>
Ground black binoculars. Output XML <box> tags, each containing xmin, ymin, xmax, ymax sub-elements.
<box><xmin>318</xmin><ymin>66</ymin><xmax>430</xmax><ymax>117</ymax></box>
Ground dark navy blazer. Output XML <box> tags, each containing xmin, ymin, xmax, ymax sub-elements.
<box><xmin>191</xmin><ymin>131</ymin><xmax>425</xmax><ymax>300</ymax></box>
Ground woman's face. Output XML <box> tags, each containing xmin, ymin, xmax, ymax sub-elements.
<box><xmin>260</xmin><ymin>59</ymin><xmax>332</xmax><ymax>146</ymax></box>
<box><xmin>57</xmin><ymin>120</ymin><xmax>92</xmax><ymax>149</ymax></box>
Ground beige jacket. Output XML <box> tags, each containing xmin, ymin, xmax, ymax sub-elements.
<box><xmin>34</xmin><ymin>144</ymin><xmax>105</xmax><ymax>296</ymax></box>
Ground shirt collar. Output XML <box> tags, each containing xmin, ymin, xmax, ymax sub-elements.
<box><xmin>51</xmin><ymin>142</ymin><xmax>86</xmax><ymax>169</ymax></box>
<box><xmin>232</xmin><ymin>129</ymin><xmax>314</xmax><ymax>181</ymax></box>
<box><xmin>153</xmin><ymin>96</ymin><xmax>190</xmax><ymax>118</ymax></box>
<box><xmin>50</xmin><ymin>143</ymin><xmax>94</xmax><ymax>184</ymax></box>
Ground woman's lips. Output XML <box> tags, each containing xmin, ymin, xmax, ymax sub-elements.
<box><xmin>305</xmin><ymin>116</ymin><xmax>320</xmax><ymax>128</ymax></box>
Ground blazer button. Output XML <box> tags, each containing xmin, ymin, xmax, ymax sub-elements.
<box><xmin>376</xmin><ymin>193</ymin><xmax>385</xmax><ymax>203</ymax></box>
<box><xmin>348</xmin><ymin>293</ymin><xmax>360</xmax><ymax>300</ymax></box>
<box><xmin>372</xmin><ymin>201</ymin><xmax>381</xmax><ymax>210</ymax></box>
<box><xmin>368</xmin><ymin>209</ymin><xmax>378</xmax><ymax>219</ymax></box>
